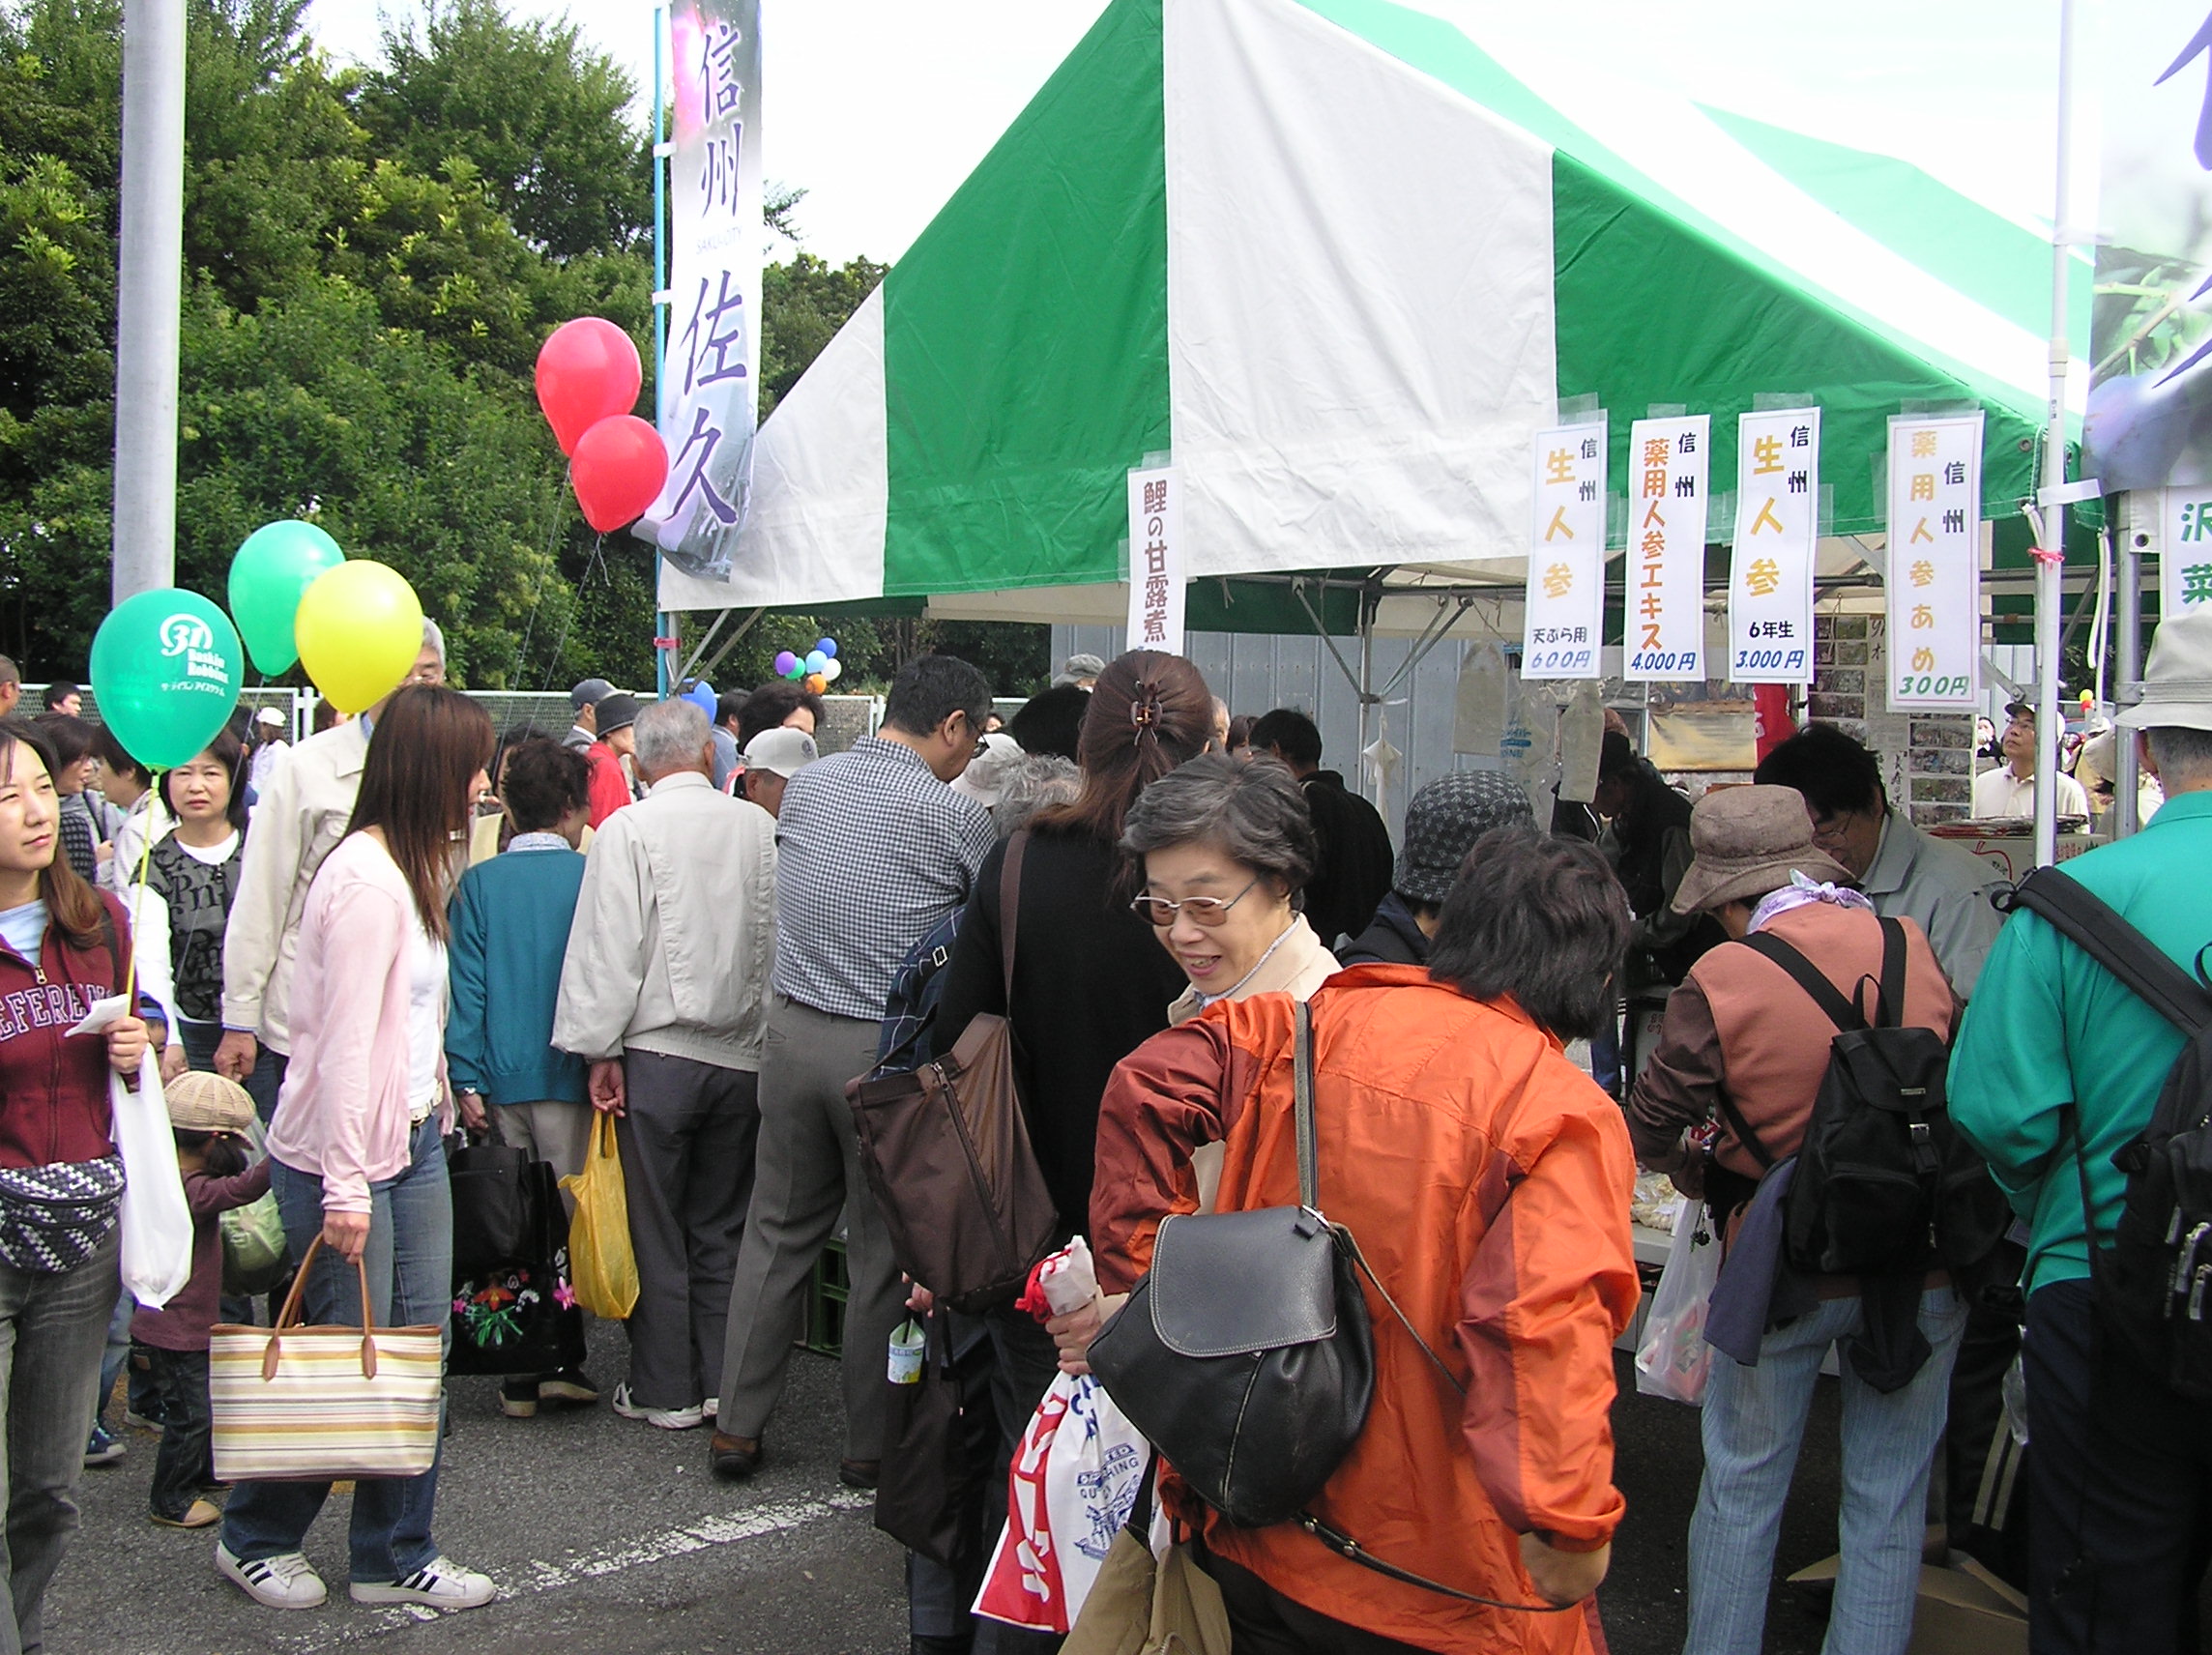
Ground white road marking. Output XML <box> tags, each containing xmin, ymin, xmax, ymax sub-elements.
<box><xmin>274</xmin><ymin>1490</ymin><xmax>876</xmax><ymax>1649</ymax></box>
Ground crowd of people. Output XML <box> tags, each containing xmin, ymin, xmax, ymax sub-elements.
<box><xmin>0</xmin><ymin>611</ymin><xmax>2207</xmax><ymax>1655</ymax></box>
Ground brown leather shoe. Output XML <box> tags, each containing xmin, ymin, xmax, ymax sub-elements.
<box><xmin>709</xmin><ymin>1431</ymin><xmax>762</xmax><ymax>1481</ymax></box>
<box><xmin>837</xmin><ymin>1458</ymin><xmax>880</xmax><ymax>1491</ymax></box>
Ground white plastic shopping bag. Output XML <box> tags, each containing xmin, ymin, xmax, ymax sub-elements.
<box><xmin>974</xmin><ymin>1237</ymin><xmax>1152</xmax><ymax>1634</ymax></box>
<box><xmin>1634</xmin><ymin>1196</ymin><xmax>1720</xmax><ymax>1406</ymax></box>
<box><xmin>109</xmin><ymin>1051</ymin><xmax>191</xmax><ymax>1309</ymax></box>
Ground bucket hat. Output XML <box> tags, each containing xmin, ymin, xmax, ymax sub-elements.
<box><xmin>1394</xmin><ymin>772</ymin><xmax>1536</xmax><ymax>906</ymax></box>
<box><xmin>1671</xmin><ymin>784</ymin><xmax>1854</xmax><ymax>915</ymax></box>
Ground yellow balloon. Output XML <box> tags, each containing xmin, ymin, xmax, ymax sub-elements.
<box><xmin>295</xmin><ymin>561</ymin><xmax>425</xmax><ymax>713</ymax></box>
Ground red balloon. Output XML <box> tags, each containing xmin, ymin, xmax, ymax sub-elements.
<box><xmin>536</xmin><ymin>319</ymin><xmax>643</xmax><ymax>455</ymax></box>
<box><xmin>570</xmin><ymin>416</ymin><xmax>669</xmax><ymax>533</ymax></box>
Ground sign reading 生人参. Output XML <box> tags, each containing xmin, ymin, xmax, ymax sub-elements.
<box><xmin>1884</xmin><ymin>412</ymin><xmax>1984</xmax><ymax>711</ymax></box>
<box><xmin>1624</xmin><ymin>415</ymin><xmax>1707</xmax><ymax>683</ymax></box>
<box><xmin>1522</xmin><ymin>419</ymin><xmax>1607</xmax><ymax>680</ymax></box>
<box><xmin>644</xmin><ymin>0</ymin><xmax>764</xmax><ymax>587</ymax></box>
<box><xmin>1728</xmin><ymin>407</ymin><xmax>1821</xmax><ymax>685</ymax></box>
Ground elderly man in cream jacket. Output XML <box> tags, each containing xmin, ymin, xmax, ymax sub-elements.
<box><xmin>553</xmin><ymin>698</ymin><xmax>776</xmax><ymax>1432</ymax></box>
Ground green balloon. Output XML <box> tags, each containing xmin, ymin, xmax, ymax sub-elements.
<box><xmin>228</xmin><ymin>519</ymin><xmax>344</xmax><ymax>674</ymax></box>
<box><xmin>89</xmin><ymin>589</ymin><xmax>244</xmax><ymax>770</ymax></box>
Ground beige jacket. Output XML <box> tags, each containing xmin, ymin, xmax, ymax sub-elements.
<box><xmin>552</xmin><ymin>772</ymin><xmax>777</xmax><ymax>1072</ymax></box>
<box><xmin>1169</xmin><ymin>911</ymin><xmax>1341</xmax><ymax>1209</ymax></box>
<box><xmin>220</xmin><ymin>719</ymin><xmax>370</xmax><ymax>1054</ymax></box>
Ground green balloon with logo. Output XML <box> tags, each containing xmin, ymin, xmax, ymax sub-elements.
<box><xmin>89</xmin><ymin>589</ymin><xmax>245</xmax><ymax>770</ymax></box>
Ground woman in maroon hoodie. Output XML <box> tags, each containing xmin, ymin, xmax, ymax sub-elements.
<box><xmin>0</xmin><ymin>717</ymin><xmax>159</xmax><ymax>1652</ymax></box>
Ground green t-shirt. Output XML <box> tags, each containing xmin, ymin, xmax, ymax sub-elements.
<box><xmin>1950</xmin><ymin>789</ymin><xmax>2212</xmax><ymax>1293</ymax></box>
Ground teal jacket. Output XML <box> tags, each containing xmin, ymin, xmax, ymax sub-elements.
<box><xmin>1949</xmin><ymin>790</ymin><xmax>2212</xmax><ymax>1293</ymax></box>
<box><xmin>445</xmin><ymin>844</ymin><xmax>590</xmax><ymax>1108</ymax></box>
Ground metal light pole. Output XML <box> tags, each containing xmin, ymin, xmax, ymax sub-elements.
<box><xmin>2032</xmin><ymin>0</ymin><xmax>2078</xmax><ymax>869</ymax></box>
<box><xmin>111</xmin><ymin>0</ymin><xmax>187</xmax><ymax>604</ymax></box>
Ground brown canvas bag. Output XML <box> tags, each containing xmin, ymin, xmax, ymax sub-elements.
<box><xmin>846</xmin><ymin>831</ymin><xmax>1058</xmax><ymax>1311</ymax></box>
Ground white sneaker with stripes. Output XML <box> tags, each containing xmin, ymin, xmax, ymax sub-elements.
<box><xmin>215</xmin><ymin>1542</ymin><xmax>328</xmax><ymax>1611</ymax></box>
<box><xmin>348</xmin><ymin>1556</ymin><xmax>497</xmax><ymax>1610</ymax></box>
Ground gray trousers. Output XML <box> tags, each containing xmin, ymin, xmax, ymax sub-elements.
<box><xmin>495</xmin><ymin>1099</ymin><xmax>594</xmax><ymax>1190</ymax></box>
<box><xmin>615</xmin><ymin>1052</ymin><xmax>761</xmax><ymax>1411</ymax></box>
<box><xmin>718</xmin><ymin>995</ymin><xmax>901</xmax><ymax>1463</ymax></box>
<box><xmin>0</xmin><ymin>1227</ymin><xmax>119</xmax><ymax>1655</ymax></box>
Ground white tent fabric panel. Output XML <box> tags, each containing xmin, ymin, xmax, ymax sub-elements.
<box><xmin>1166</xmin><ymin>0</ymin><xmax>1558</xmax><ymax>580</ymax></box>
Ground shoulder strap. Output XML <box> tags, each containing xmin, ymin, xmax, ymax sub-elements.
<box><xmin>2003</xmin><ymin>866</ymin><xmax>2212</xmax><ymax>1040</ymax></box>
<box><xmin>998</xmin><ymin>830</ymin><xmax>1028</xmax><ymax>1006</ymax></box>
<box><xmin>1875</xmin><ymin>915</ymin><xmax>1907</xmax><ymax>1030</ymax></box>
<box><xmin>1738</xmin><ymin>931</ymin><xmax>1868</xmax><ymax>1033</ymax></box>
<box><xmin>1295</xmin><ymin>999</ymin><xmax>1317</xmax><ymax>1210</ymax></box>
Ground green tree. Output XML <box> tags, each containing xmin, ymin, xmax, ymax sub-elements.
<box><xmin>759</xmin><ymin>251</ymin><xmax>887</xmax><ymax>418</ymax></box>
<box><xmin>355</xmin><ymin>0</ymin><xmax>650</xmax><ymax>260</ymax></box>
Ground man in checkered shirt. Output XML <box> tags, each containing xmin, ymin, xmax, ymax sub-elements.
<box><xmin>713</xmin><ymin>654</ymin><xmax>997</xmax><ymax>1485</ymax></box>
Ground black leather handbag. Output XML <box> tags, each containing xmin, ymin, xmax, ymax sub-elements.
<box><xmin>1088</xmin><ymin>1002</ymin><xmax>1374</xmax><ymax>1528</ymax></box>
<box><xmin>447</xmin><ymin>1134</ymin><xmax>533</xmax><ymax>1281</ymax></box>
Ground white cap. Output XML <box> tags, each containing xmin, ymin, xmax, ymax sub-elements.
<box><xmin>253</xmin><ymin>707</ymin><xmax>285</xmax><ymax>726</ymax></box>
<box><xmin>742</xmin><ymin>727</ymin><xmax>819</xmax><ymax>777</ymax></box>
<box><xmin>950</xmin><ymin>732</ymin><xmax>1024</xmax><ymax>806</ymax></box>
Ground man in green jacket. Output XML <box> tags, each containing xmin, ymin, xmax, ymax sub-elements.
<box><xmin>1949</xmin><ymin>610</ymin><xmax>2212</xmax><ymax>1654</ymax></box>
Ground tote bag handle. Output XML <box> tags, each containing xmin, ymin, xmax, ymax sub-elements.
<box><xmin>261</xmin><ymin>1234</ymin><xmax>385</xmax><ymax>1381</ymax></box>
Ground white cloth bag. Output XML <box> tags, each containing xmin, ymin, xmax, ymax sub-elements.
<box><xmin>110</xmin><ymin>1053</ymin><xmax>191</xmax><ymax>1309</ymax></box>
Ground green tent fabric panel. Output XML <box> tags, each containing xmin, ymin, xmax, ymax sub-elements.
<box><xmin>1185</xmin><ymin>575</ymin><xmax>1363</xmax><ymax>635</ymax></box>
<box><xmin>880</xmin><ymin>0</ymin><xmax>1171</xmax><ymax>598</ymax></box>
<box><xmin>1696</xmin><ymin>107</ymin><xmax>2086</xmax><ymax>352</ymax></box>
<box><xmin>1549</xmin><ymin>151</ymin><xmax>2038</xmax><ymax>538</ymax></box>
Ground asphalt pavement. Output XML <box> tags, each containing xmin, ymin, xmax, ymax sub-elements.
<box><xmin>52</xmin><ymin>1329</ymin><xmax>1851</xmax><ymax>1655</ymax></box>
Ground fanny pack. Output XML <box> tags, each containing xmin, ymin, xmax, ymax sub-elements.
<box><xmin>0</xmin><ymin>1156</ymin><xmax>125</xmax><ymax>1275</ymax></box>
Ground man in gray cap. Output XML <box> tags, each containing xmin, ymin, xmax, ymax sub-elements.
<box><xmin>585</xmin><ymin>692</ymin><xmax>640</xmax><ymax>828</ymax></box>
<box><xmin>1050</xmin><ymin>653</ymin><xmax>1105</xmax><ymax>689</ymax></box>
<box><xmin>567</xmin><ymin>679</ymin><xmax>615</xmax><ymax>752</ymax></box>
<box><xmin>1340</xmin><ymin>770</ymin><xmax>1533</xmax><ymax>966</ymax></box>
<box><xmin>1950</xmin><ymin>611</ymin><xmax>2212</xmax><ymax>1654</ymax></box>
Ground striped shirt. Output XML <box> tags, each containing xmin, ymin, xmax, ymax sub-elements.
<box><xmin>771</xmin><ymin>736</ymin><xmax>995</xmax><ymax>1022</ymax></box>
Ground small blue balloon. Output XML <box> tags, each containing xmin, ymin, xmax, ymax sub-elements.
<box><xmin>816</xmin><ymin>637</ymin><xmax>838</xmax><ymax>659</ymax></box>
<box><xmin>683</xmin><ymin>681</ymin><xmax>716</xmax><ymax>716</ymax></box>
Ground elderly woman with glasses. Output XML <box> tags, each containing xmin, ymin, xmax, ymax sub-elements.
<box><xmin>1122</xmin><ymin>753</ymin><xmax>1339</xmax><ymax>1025</ymax></box>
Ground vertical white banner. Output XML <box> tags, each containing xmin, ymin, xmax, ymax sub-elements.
<box><xmin>1126</xmin><ymin>466</ymin><xmax>1186</xmax><ymax>654</ymax></box>
<box><xmin>647</xmin><ymin>0</ymin><xmax>764</xmax><ymax>590</ymax></box>
<box><xmin>1728</xmin><ymin>407</ymin><xmax>1821</xmax><ymax>683</ymax></box>
<box><xmin>1885</xmin><ymin>412</ymin><xmax>1985</xmax><ymax>711</ymax></box>
<box><xmin>1522</xmin><ymin>420</ymin><xmax>1608</xmax><ymax>679</ymax></box>
<box><xmin>2162</xmin><ymin>485</ymin><xmax>2212</xmax><ymax>619</ymax></box>
<box><xmin>1625</xmin><ymin>415</ymin><xmax>1708</xmax><ymax>682</ymax></box>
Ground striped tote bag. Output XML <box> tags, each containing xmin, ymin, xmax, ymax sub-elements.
<box><xmin>211</xmin><ymin>1237</ymin><xmax>443</xmax><ymax>1482</ymax></box>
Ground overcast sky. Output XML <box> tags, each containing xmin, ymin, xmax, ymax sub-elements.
<box><xmin>302</xmin><ymin>0</ymin><xmax>2089</xmax><ymax>266</ymax></box>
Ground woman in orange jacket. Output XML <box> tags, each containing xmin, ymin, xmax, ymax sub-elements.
<box><xmin>1070</xmin><ymin>828</ymin><xmax>1642</xmax><ymax>1655</ymax></box>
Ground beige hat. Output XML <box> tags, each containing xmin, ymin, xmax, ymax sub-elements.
<box><xmin>742</xmin><ymin>726</ymin><xmax>819</xmax><ymax>778</ymax></box>
<box><xmin>164</xmin><ymin>1069</ymin><xmax>255</xmax><ymax>1135</ymax></box>
<box><xmin>2117</xmin><ymin>610</ymin><xmax>2212</xmax><ymax>734</ymax></box>
<box><xmin>1671</xmin><ymin>784</ymin><xmax>1855</xmax><ymax>915</ymax></box>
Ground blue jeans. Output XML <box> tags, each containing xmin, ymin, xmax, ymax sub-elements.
<box><xmin>238</xmin><ymin>1044</ymin><xmax>288</xmax><ymax>1126</ymax></box>
<box><xmin>0</xmin><ymin>1227</ymin><xmax>120</xmax><ymax>1655</ymax></box>
<box><xmin>1685</xmin><ymin>1286</ymin><xmax>1966</xmax><ymax>1655</ymax></box>
<box><xmin>219</xmin><ymin>1118</ymin><xmax>452</xmax><ymax>1582</ymax></box>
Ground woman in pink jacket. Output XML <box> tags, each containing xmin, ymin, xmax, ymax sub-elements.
<box><xmin>216</xmin><ymin>686</ymin><xmax>496</xmax><ymax>1616</ymax></box>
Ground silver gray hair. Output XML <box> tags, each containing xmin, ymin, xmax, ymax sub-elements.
<box><xmin>994</xmin><ymin>754</ymin><xmax>1080</xmax><ymax>838</ymax></box>
<box><xmin>633</xmin><ymin>698</ymin><xmax>711</xmax><ymax>777</ymax></box>
<box><xmin>1119</xmin><ymin>753</ymin><xmax>1316</xmax><ymax>891</ymax></box>
<box><xmin>422</xmin><ymin>617</ymin><xmax>446</xmax><ymax>661</ymax></box>
<box><xmin>2146</xmin><ymin>726</ymin><xmax>2212</xmax><ymax>788</ymax></box>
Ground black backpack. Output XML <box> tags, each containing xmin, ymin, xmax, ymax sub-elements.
<box><xmin>1716</xmin><ymin>915</ymin><xmax>2007</xmax><ymax>1278</ymax></box>
<box><xmin>2001</xmin><ymin>867</ymin><xmax>2212</xmax><ymax>1401</ymax></box>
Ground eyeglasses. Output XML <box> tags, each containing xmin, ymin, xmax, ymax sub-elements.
<box><xmin>1130</xmin><ymin>877</ymin><xmax>1260</xmax><ymax>928</ymax></box>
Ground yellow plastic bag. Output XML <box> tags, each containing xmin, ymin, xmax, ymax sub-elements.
<box><xmin>560</xmin><ymin>1112</ymin><xmax>638</xmax><ymax>1320</ymax></box>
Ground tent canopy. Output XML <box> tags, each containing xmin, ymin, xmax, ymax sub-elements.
<box><xmin>659</xmin><ymin>0</ymin><xmax>2074</xmax><ymax>624</ymax></box>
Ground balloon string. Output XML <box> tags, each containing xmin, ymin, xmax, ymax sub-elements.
<box><xmin>122</xmin><ymin>776</ymin><xmax>159</xmax><ymax>1008</ymax></box>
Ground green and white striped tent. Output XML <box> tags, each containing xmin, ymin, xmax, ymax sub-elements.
<box><xmin>658</xmin><ymin>0</ymin><xmax>2077</xmax><ymax>632</ymax></box>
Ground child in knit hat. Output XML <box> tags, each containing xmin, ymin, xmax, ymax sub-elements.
<box><xmin>132</xmin><ymin>1071</ymin><xmax>270</xmax><ymax>1529</ymax></box>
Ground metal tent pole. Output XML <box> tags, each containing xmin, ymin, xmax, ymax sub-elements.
<box><xmin>653</xmin><ymin>2</ymin><xmax>673</xmax><ymax>697</ymax></box>
<box><xmin>2116</xmin><ymin>498</ymin><xmax>2143</xmax><ymax>837</ymax></box>
<box><xmin>111</xmin><ymin>0</ymin><xmax>187</xmax><ymax>602</ymax></box>
<box><xmin>2032</xmin><ymin>0</ymin><xmax>2079</xmax><ymax>870</ymax></box>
